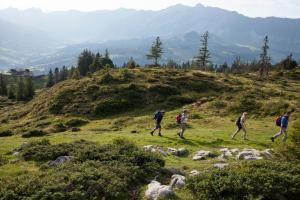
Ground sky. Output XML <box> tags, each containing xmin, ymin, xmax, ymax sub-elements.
<box><xmin>0</xmin><ymin>0</ymin><xmax>300</xmax><ymax>18</ymax></box>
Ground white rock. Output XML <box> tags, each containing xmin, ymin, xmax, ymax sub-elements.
<box><xmin>178</xmin><ymin>148</ymin><xmax>188</xmax><ymax>156</ymax></box>
<box><xmin>230</xmin><ymin>148</ymin><xmax>239</xmax><ymax>154</ymax></box>
<box><xmin>244</xmin><ymin>155</ymin><xmax>263</xmax><ymax>160</ymax></box>
<box><xmin>12</xmin><ymin>152</ymin><xmax>20</xmax><ymax>156</ymax></box>
<box><xmin>167</xmin><ymin>147</ymin><xmax>188</xmax><ymax>156</ymax></box>
<box><xmin>237</xmin><ymin>149</ymin><xmax>261</xmax><ymax>160</ymax></box>
<box><xmin>171</xmin><ymin>174</ymin><xmax>185</xmax><ymax>188</ymax></box>
<box><xmin>145</xmin><ymin>180</ymin><xmax>161</xmax><ymax>200</ymax></box>
<box><xmin>190</xmin><ymin>170</ymin><xmax>200</xmax><ymax>176</ymax></box>
<box><xmin>145</xmin><ymin>178</ymin><xmax>178</xmax><ymax>200</ymax></box>
<box><xmin>48</xmin><ymin>156</ymin><xmax>73</xmax><ymax>167</ymax></box>
<box><xmin>167</xmin><ymin>148</ymin><xmax>178</xmax><ymax>155</ymax></box>
<box><xmin>145</xmin><ymin>145</ymin><xmax>167</xmax><ymax>156</ymax></box>
<box><xmin>213</xmin><ymin>163</ymin><xmax>229</xmax><ymax>169</ymax></box>
<box><xmin>260</xmin><ymin>149</ymin><xmax>273</xmax><ymax>158</ymax></box>
<box><xmin>193</xmin><ymin>150</ymin><xmax>215</xmax><ymax>160</ymax></box>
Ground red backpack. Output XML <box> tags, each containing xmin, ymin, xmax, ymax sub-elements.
<box><xmin>176</xmin><ymin>114</ymin><xmax>182</xmax><ymax>124</ymax></box>
<box><xmin>275</xmin><ymin>116</ymin><xmax>282</xmax><ymax>126</ymax></box>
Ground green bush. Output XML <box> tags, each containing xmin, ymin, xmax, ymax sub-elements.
<box><xmin>186</xmin><ymin>160</ymin><xmax>300</xmax><ymax>200</ymax></box>
<box><xmin>0</xmin><ymin>155</ymin><xmax>8</xmax><ymax>166</ymax></box>
<box><xmin>0</xmin><ymin>130</ymin><xmax>13</xmax><ymax>137</ymax></box>
<box><xmin>228</xmin><ymin>97</ymin><xmax>261</xmax><ymax>114</ymax></box>
<box><xmin>167</xmin><ymin>95</ymin><xmax>196</xmax><ymax>106</ymax></box>
<box><xmin>262</xmin><ymin>100</ymin><xmax>291</xmax><ymax>116</ymax></box>
<box><xmin>0</xmin><ymin>139</ymin><xmax>164</xmax><ymax>200</ymax></box>
<box><xmin>21</xmin><ymin>130</ymin><xmax>48</xmax><ymax>138</ymax></box>
<box><xmin>65</xmin><ymin>118</ymin><xmax>89</xmax><ymax>127</ymax></box>
<box><xmin>209</xmin><ymin>100</ymin><xmax>227</xmax><ymax>109</ymax></box>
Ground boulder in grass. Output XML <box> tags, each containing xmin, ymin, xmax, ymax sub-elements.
<box><xmin>48</xmin><ymin>156</ymin><xmax>73</xmax><ymax>167</ymax></box>
<box><xmin>213</xmin><ymin>163</ymin><xmax>229</xmax><ymax>169</ymax></box>
<box><xmin>171</xmin><ymin>174</ymin><xmax>185</xmax><ymax>188</ymax></box>
<box><xmin>193</xmin><ymin>150</ymin><xmax>216</xmax><ymax>160</ymax></box>
<box><xmin>167</xmin><ymin>147</ymin><xmax>188</xmax><ymax>156</ymax></box>
<box><xmin>190</xmin><ymin>170</ymin><xmax>200</xmax><ymax>176</ymax></box>
<box><xmin>237</xmin><ymin>149</ymin><xmax>262</xmax><ymax>160</ymax></box>
<box><xmin>260</xmin><ymin>149</ymin><xmax>273</xmax><ymax>158</ymax></box>
<box><xmin>144</xmin><ymin>145</ymin><xmax>167</xmax><ymax>156</ymax></box>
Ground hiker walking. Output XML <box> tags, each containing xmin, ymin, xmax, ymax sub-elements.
<box><xmin>232</xmin><ymin>112</ymin><xmax>248</xmax><ymax>140</ymax></box>
<box><xmin>151</xmin><ymin>110</ymin><xmax>165</xmax><ymax>136</ymax></box>
<box><xmin>177</xmin><ymin>109</ymin><xmax>188</xmax><ymax>139</ymax></box>
<box><xmin>271</xmin><ymin>112</ymin><xmax>291</xmax><ymax>142</ymax></box>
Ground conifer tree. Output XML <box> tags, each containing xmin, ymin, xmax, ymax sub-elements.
<box><xmin>126</xmin><ymin>57</ymin><xmax>137</xmax><ymax>69</ymax></box>
<box><xmin>0</xmin><ymin>74</ymin><xmax>7</xmax><ymax>96</ymax></box>
<box><xmin>46</xmin><ymin>69</ymin><xmax>55</xmax><ymax>88</ymax></box>
<box><xmin>72</xmin><ymin>68</ymin><xmax>81</xmax><ymax>80</ymax></box>
<box><xmin>54</xmin><ymin>67</ymin><xmax>60</xmax><ymax>83</ymax></box>
<box><xmin>194</xmin><ymin>31</ymin><xmax>211</xmax><ymax>70</ymax></box>
<box><xmin>7</xmin><ymin>85</ymin><xmax>15</xmax><ymax>99</ymax></box>
<box><xmin>24</xmin><ymin>76</ymin><xmax>34</xmax><ymax>99</ymax></box>
<box><xmin>59</xmin><ymin>66</ymin><xmax>68</xmax><ymax>81</ymax></box>
<box><xmin>101</xmin><ymin>49</ymin><xmax>114</xmax><ymax>68</ymax></box>
<box><xmin>16</xmin><ymin>77</ymin><xmax>25</xmax><ymax>101</ymax></box>
<box><xmin>147</xmin><ymin>36</ymin><xmax>163</xmax><ymax>66</ymax></box>
<box><xmin>78</xmin><ymin>49</ymin><xmax>94</xmax><ymax>76</ymax></box>
<box><xmin>259</xmin><ymin>35</ymin><xmax>271</xmax><ymax>77</ymax></box>
<box><xmin>91</xmin><ymin>52</ymin><xmax>102</xmax><ymax>71</ymax></box>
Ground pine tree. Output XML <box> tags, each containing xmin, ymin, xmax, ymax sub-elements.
<box><xmin>126</xmin><ymin>57</ymin><xmax>137</xmax><ymax>69</ymax></box>
<box><xmin>54</xmin><ymin>67</ymin><xmax>60</xmax><ymax>83</ymax></box>
<box><xmin>92</xmin><ymin>53</ymin><xmax>102</xmax><ymax>71</ymax></box>
<box><xmin>259</xmin><ymin>35</ymin><xmax>271</xmax><ymax>77</ymax></box>
<box><xmin>78</xmin><ymin>49</ymin><xmax>94</xmax><ymax>76</ymax></box>
<box><xmin>59</xmin><ymin>66</ymin><xmax>68</xmax><ymax>81</ymax></box>
<box><xmin>72</xmin><ymin>68</ymin><xmax>81</xmax><ymax>80</ymax></box>
<box><xmin>7</xmin><ymin>85</ymin><xmax>15</xmax><ymax>99</ymax></box>
<box><xmin>0</xmin><ymin>74</ymin><xmax>7</xmax><ymax>96</ymax></box>
<box><xmin>101</xmin><ymin>49</ymin><xmax>114</xmax><ymax>68</ymax></box>
<box><xmin>46</xmin><ymin>69</ymin><xmax>55</xmax><ymax>88</ymax></box>
<box><xmin>24</xmin><ymin>76</ymin><xmax>34</xmax><ymax>99</ymax></box>
<box><xmin>194</xmin><ymin>31</ymin><xmax>211</xmax><ymax>70</ymax></box>
<box><xmin>16</xmin><ymin>77</ymin><xmax>25</xmax><ymax>101</ymax></box>
<box><xmin>147</xmin><ymin>36</ymin><xmax>163</xmax><ymax>66</ymax></box>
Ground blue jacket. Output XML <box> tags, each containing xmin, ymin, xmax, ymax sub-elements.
<box><xmin>281</xmin><ymin>115</ymin><xmax>289</xmax><ymax>128</ymax></box>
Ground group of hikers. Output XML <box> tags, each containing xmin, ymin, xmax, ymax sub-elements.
<box><xmin>151</xmin><ymin>109</ymin><xmax>291</xmax><ymax>142</ymax></box>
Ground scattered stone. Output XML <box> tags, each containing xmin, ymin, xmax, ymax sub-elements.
<box><xmin>190</xmin><ymin>170</ymin><xmax>200</xmax><ymax>176</ymax></box>
<box><xmin>167</xmin><ymin>147</ymin><xmax>188</xmax><ymax>156</ymax></box>
<box><xmin>171</xmin><ymin>174</ymin><xmax>185</xmax><ymax>188</ymax></box>
<box><xmin>12</xmin><ymin>152</ymin><xmax>20</xmax><ymax>156</ymax></box>
<box><xmin>260</xmin><ymin>149</ymin><xmax>273</xmax><ymax>158</ymax></box>
<box><xmin>193</xmin><ymin>150</ymin><xmax>216</xmax><ymax>160</ymax></box>
<box><xmin>71</xmin><ymin>127</ymin><xmax>81</xmax><ymax>132</ymax></box>
<box><xmin>213</xmin><ymin>163</ymin><xmax>229</xmax><ymax>169</ymax></box>
<box><xmin>145</xmin><ymin>179</ymin><xmax>177</xmax><ymax>200</ymax></box>
<box><xmin>219</xmin><ymin>148</ymin><xmax>233</xmax><ymax>158</ymax></box>
<box><xmin>231</xmin><ymin>148</ymin><xmax>239</xmax><ymax>154</ymax></box>
<box><xmin>144</xmin><ymin>145</ymin><xmax>167</xmax><ymax>156</ymax></box>
<box><xmin>48</xmin><ymin>156</ymin><xmax>73</xmax><ymax>167</ymax></box>
<box><xmin>237</xmin><ymin>149</ymin><xmax>262</xmax><ymax>160</ymax></box>
<box><xmin>9</xmin><ymin>159</ymin><xmax>19</xmax><ymax>164</ymax></box>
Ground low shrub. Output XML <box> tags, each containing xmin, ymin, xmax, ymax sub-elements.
<box><xmin>167</xmin><ymin>95</ymin><xmax>196</xmax><ymax>106</ymax></box>
<box><xmin>228</xmin><ymin>97</ymin><xmax>261</xmax><ymax>114</ymax></box>
<box><xmin>186</xmin><ymin>160</ymin><xmax>300</xmax><ymax>200</ymax></box>
<box><xmin>0</xmin><ymin>130</ymin><xmax>13</xmax><ymax>137</ymax></box>
<box><xmin>262</xmin><ymin>100</ymin><xmax>292</xmax><ymax>116</ymax></box>
<box><xmin>209</xmin><ymin>100</ymin><xmax>227</xmax><ymax>109</ymax></box>
<box><xmin>0</xmin><ymin>155</ymin><xmax>8</xmax><ymax>166</ymax></box>
<box><xmin>21</xmin><ymin>130</ymin><xmax>48</xmax><ymax>138</ymax></box>
<box><xmin>65</xmin><ymin>118</ymin><xmax>89</xmax><ymax>127</ymax></box>
<box><xmin>0</xmin><ymin>139</ymin><xmax>164</xmax><ymax>200</ymax></box>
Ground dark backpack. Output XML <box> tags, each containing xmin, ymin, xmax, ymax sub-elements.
<box><xmin>176</xmin><ymin>114</ymin><xmax>182</xmax><ymax>124</ymax></box>
<box><xmin>154</xmin><ymin>111</ymin><xmax>161</xmax><ymax>120</ymax></box>
<box><xmin>275</xmin><ymin>116</ymin><xmax>282</xmax><ymax>126</ymax></box>
<box><xmin>236</xmin><ymin>117</ymin><xmax>241</xmax><ymax>126</ymax></box>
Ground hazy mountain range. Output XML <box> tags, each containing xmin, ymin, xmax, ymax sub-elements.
<box><xmin>0</xmin><ymin>4</ymin><xmax>300</xmax><ymax>74</ymax></box>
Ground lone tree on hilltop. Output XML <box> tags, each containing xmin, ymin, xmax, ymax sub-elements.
<box><xmin>194</xmin><ymin>31</ymin><xmax>211</xmax><ymax>70</ymax></box>
<box><xmin>259</xmin><ymin>35</ymin><xmax>271</xmax><ymax>77</ymax></box>
<box><xmin>147</xmin><ymin>36</ymin><xmax>163</xmax><ymax>66</ymax></box>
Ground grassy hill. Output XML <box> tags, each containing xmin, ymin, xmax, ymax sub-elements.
<box><xmin>0</xmin><ymin>68</ymin><xmax>299</xmax><ymax>199</ymax></box>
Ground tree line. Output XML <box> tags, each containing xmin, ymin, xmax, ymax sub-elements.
<box><xmin>0</xmin><ymin>74</ymin><xmax>34</xmax><ymax>101</ymax></box>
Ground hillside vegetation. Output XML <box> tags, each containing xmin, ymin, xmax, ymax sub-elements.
<box><xmin>0</xmin><ymin>68</ymin><xmax>299</xmax><ymax>199</ymax></box>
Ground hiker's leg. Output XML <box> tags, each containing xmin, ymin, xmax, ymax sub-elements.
<box><xmin>180</xmin><ymin>124</ymin><xmax>186</xmax><ymax>137</ymax></box>
<box><xmin>232</xmin><ymin>128</ymin><xmax>240</xmax><ymax>138</ymax></box>
<box><xmin>282</xmin><ymin>129</ymin><xmax>288</xmax><ymax>142</ymax></box>
<box><xmin>273</xmin><ymin>130</ymin><xmax>283</xmax><ymax>139</ymax></box>
<box><xmin>242</xmin><ymin>127</ymin><xmax>247</xmax><ymax>140</ymax></box>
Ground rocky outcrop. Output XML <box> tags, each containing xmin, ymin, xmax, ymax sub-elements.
<box><xmin>193</xmin><ymin>150</ymin><xmax>216</xmax><ymax>160</ymax></box>
<box><xmin>48</xmin><ymin>156</ymin><xmax>73</xmax><ymax>167</ymax></box>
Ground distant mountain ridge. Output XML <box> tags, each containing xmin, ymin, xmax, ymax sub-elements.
<box><xmin>0</xmin><ymin>4</ymin><xmax>299</xmax><ymax>72</ymax></box>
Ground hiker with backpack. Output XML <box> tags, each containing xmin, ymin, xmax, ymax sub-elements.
<box><xmin>151</xmin><ymin>110</ymin><xmax>165</xmax><ymax>136</ymax></box>
<box><xmin>177</xmin><ymin>109</ymin><xmax>188</xmax><ymax>139</ymax></box>
<box><xmin>231</xmin><ymin>112</ymin><xmax>248</xmax><ymax>140</ymax></box>
<box><xmin>271</xmin><ymin>112</ymin><xmax>291</xmax><ymax>142</ymax></box>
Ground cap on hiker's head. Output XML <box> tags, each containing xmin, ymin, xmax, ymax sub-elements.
<box><xmin>243</xmin><ymin>112</ymin><xmax>248</xmax><ymax>115</ymax></box>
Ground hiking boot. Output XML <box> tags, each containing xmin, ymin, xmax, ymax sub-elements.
<box><xmin>158</xmin><ymin>133</ymin><xmax>162</xmax><ymax>137</ymax></box>
<box><xmin>270</xmin><ymin>137</ymin><xmax>274</xmax><ymax>142</ymax></box>
<box><xmin>150</xmin><ymin>131</ymin><xmax>154</xmax><ymax>136</ymax></box>
<box><xmin>177</xmin><ymin>132</ymin><xmax>181</xmax><ymax>137</ymax></box>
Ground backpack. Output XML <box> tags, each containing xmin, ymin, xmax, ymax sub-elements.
<box><xmin>176</xmin><ymin>114</ymin><xmax>182</xmax><ymax>124</ymax></box>
<box><xmin>235</xmin><ymin>117</ymin><xmax>241</xmax><ymax>126</ymax></box>
<box><xmin>275</xmin><ymin>116</ymin><xmax>282</xmax><ymax>126</ymax></box>
<box><xmin>154</xmin><ymin>111</ymin><xmax>161</xmax><ymax>120</ymax></box>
